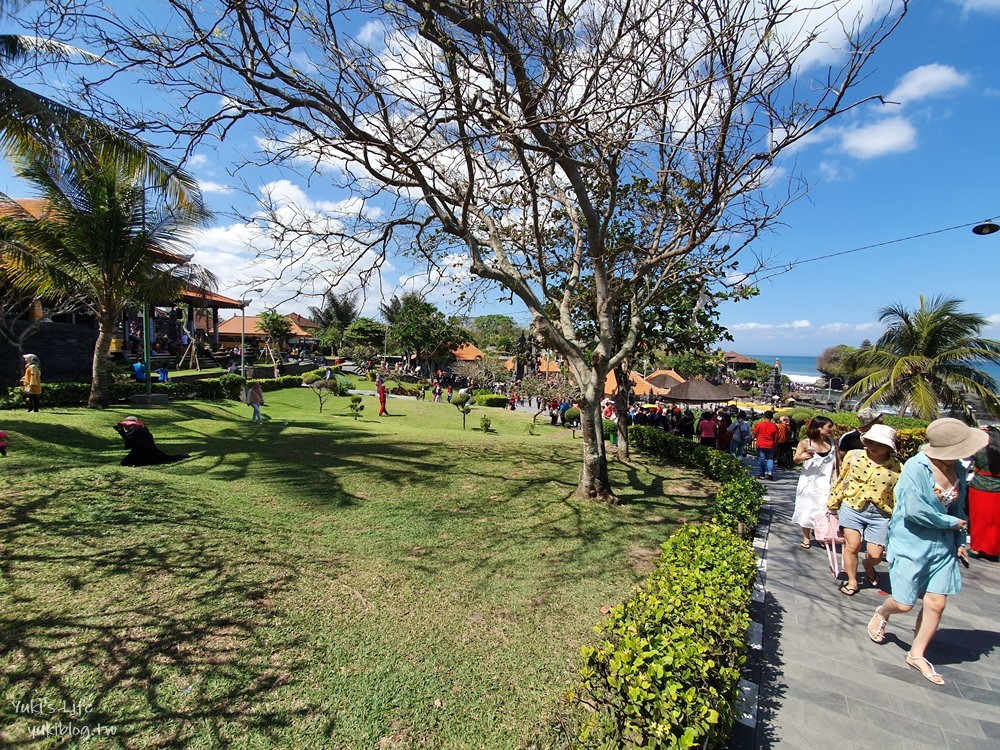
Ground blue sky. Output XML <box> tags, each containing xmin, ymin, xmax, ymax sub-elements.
<box><xmin>3</xmin><ymin>1</ymin><xmax>1000</xmax><ymax>351</ymax></box>
<box><xmin>715</xmin><ymin>1</ymin><xmax>1000</xmax><ymax>355</ymax></box>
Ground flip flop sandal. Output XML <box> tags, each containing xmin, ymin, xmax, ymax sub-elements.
<box><xmin>906</xmin><ymin>653</ymin><xmax>945</xmax><ymax>685</ymax></box>
<box><xmin>867</xmin><ymin>572</ymin><xmax>879</xmax><ymax>587</ymax></box>
<box><xmin>800</xmin><ymin>542</ymin><xmax>812</xmax><ymax>549</ymax></box>
<box><xmin>840</xmin><ymin>584</ymin><xmax>860</xmax><ymax>597</ymax></box>
<box><xmin>867</xmin><ymin>607</ymin><xmax>887</xmax><ymax>643</ymax></box>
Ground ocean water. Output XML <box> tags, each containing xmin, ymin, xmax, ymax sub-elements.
<box><xmin>746</xmin><ymin>354</ymin><xmax>822</xmax><ymax>385</ymax></box>
<box><xmin>747</xmin><ymin>353</ymin><xmax>1000</xmax><ymax>388</ymax></box>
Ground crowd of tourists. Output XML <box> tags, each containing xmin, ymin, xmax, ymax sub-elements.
<box><xmin>785</xmin><ymin>407</ymin><xmax>1000</xmax><ymax>686</ymax></box>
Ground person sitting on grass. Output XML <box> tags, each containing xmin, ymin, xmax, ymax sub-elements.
<box><xmin>114</xmin><ymin>416</ymin><xmax>189</xmax><ymax>467</ymax></box>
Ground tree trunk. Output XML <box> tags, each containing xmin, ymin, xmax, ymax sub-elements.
<box><xmin>614</xmin><ymin>365</ymin><xmax>631</xmax><ymax>460</ymax></box>
<box><xmin>576</xmin><ymin>398</ymin><xmax>613</xmax><ymax>501</ymax></box>
<box><xmin>89</xmin><ymin>311</ymin><xmax>115</xmax><ymax>408</ymax></box>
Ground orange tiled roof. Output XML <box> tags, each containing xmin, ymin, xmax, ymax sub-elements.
<box><xmin>177</xmin><ymin>283</ymin><xmax>243</xmax><ymax>308</ymax></box>
<box><xmin>604</xmin><ymin>370</ymin><xmax>672</xmax><ymax>397</ymax></box>
<box><xmin>217</xmin><ymin>313</ymin><xmax>318</xmax><ymax>338</ymax></box>
<box><xmin>453</xmin><ymin>343</ymin><xmax>485</xmax><ymax>361</ymax></box>
<box><xmin>1</xmin><ymin>197</ymin><xmax>192</xmax><ymax>265</ymax></box>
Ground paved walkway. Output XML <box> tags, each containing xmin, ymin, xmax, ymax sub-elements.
<box><xmin>735</xmin><ymin>465</ymin><xmax>1000</xmax><ymax>750</ymax></box>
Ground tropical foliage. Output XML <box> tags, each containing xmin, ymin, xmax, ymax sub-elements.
<box><xmin>0</xmin><ymin>148</ymin><xmax>210</xmax><ymax>407</ymax></box>
<box><xmin>308</xmin><ymin>290</ymin><xmax>359</xmax><ymax>350</ymax></box>
<box><xmin>255</xmin><ymin>310</ymin><xmax>293</xmax><ymax>350</ymax></box>
<box><xmin>341</xmin><ymin>316</ymin><xmax>386</xmax><ymax>354</ymax></box>
<box><xmin>841</xmin><ymin>295</ymin><xmax>1000</xmax><ymax>422</ymax></box>
<box><xmin>0</xmin><ymin>2</ymin><xmax>198</xmax><ymax>204</ymax></box>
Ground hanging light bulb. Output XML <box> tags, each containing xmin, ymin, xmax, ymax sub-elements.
<box><xmin>972</xmin><ymin>221</ymin><xmax>999</xmax><ymax>236</ymax></box>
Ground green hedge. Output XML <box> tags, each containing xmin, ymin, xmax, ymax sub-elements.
<box><xmin>628</xmin><ymin>427</ymin><xmax>764</xmax><ymax>536</ymax></box>
<box><xmin>574</xmin><ymin>524</ymin><xmax>757</xmax><ymax>749</ymax></box>
<box><xmin>1</xmin><ymin>375</ymin><xmax>305</xmax><ymax>409</ymax></box>
<box><xmin>476</xmin><ymin>394</ymin><xmax>510</xmax><ymax>408</ymax></box>
<box><xmin>559</xmin><ymin>426</ymin><xmax>764</xmax><ymax>748</ymax></box>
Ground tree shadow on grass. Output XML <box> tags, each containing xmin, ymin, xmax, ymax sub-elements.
<box><xmin>0</xmin><ymin>472</ymin><xmax>338</xmax><ymax>747</ymax></box>
<box><xmin>380</xmin><ymin>443</ymin><xmax>720</xmax><ymax>598</ymax></box>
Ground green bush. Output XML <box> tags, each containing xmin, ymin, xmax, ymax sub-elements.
<box><xmin>627</xmin><ymin>426</ymin><xmax>761</xmax><ymax>538</ymax></box>
<box><xmin>713</xmin><ymin>475</ymin><xmax>766</xmax><ymax>538</ymax></box>
<box><xmin>217</xmin><ymin>373</ymin><xmax>247</xmax><ymax>400</ymax></box>
<box><xmin>476</xmin><ymin>394</ymin><xmax>509</xmax><ymax>408</ymax></box>
<box><xmin>1</xmin><ymin>374</ymin><xmax>305</xmax><ymax>409</ymax></box>
<box><xmin>603</xmin><ymin>419</ymin><xmax>618</xmax><ymax>440</ymax></box>
<box><xmin>574</xmin><ymin>524</ymin><xmax>757</xmax><ymax>749</ymax></box>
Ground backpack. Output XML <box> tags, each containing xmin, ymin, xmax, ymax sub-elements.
<box><xmin>738</xmin><ymin>420</ymin><xmax>751</xmax><ymax>442</ymax></box>
<box><xmin>812</xmin><ymin>511</ymin><xmax>843</xmax><ymax>544</ymax></box>
<box><xmin>812</xmin><ymin>510</ymin><xmax>845</xmax><ymax>578</ymax></box>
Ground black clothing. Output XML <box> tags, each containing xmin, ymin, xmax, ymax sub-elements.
<box><xmin>839</xmin><ymin>429</ymin><xmax>864</xmax><ymax>454</ymax></box>
<box><xmin>115</xmin><ymin>422</ymin><xmax>188</xmax><ymax>466</ymax></box>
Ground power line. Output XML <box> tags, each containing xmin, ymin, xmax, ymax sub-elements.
<box><xmin>752</xmin><ymin>214</ymin><xmax>999</xmax><ymax>285</ymax></box>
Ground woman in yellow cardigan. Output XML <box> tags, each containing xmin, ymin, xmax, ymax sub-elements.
<box><xmin>20</xmin><ymin>353</ymin><xmax>42</xmax><ymax>412</ymax></box>
<box><xmin>827</xmin><ymin>424</ymin><xmax>902</xmax><ymax>595</ymax></box>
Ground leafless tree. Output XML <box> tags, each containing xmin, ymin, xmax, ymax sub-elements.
<box><xmin>451</xmin><ymin>354</ymin><xmax>508</xmax><ymax>389</ymax></box>
<box><xmin>42</xmin><ymin>0</ymin><xmax>906</xmax><ymax>498</ymax></box>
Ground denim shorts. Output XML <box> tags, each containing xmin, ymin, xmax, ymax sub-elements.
<box><xmin>838</xmin><ymin>503</ymin><xmax>891</xmax><ymax>547</ymax></box>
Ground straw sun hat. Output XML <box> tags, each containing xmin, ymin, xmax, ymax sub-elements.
<box><xmin>921</xmin><ymin>418</ymin><xmax>989</xmax><ymax>461</ymax></box>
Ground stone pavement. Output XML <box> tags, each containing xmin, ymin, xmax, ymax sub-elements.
<box><xmin>731</xmin><ymin>463</ymin><xmax>1000</xmax><ymax>750</ymax></box>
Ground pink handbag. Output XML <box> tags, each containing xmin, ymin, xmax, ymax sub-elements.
<box><xmin>812</xmin><ymin>511</ymin><xmax>845</xmax><ymax>578</ymax></box>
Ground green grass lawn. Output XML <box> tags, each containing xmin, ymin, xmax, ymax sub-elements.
<box><xmin>0</xmin><ymin>388</ymin><xmax>717</xmax><ymax>749</ymax></box>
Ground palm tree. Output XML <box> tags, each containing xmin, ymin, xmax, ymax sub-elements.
<box><xmin>841</xmin><ymin>295</ymin><xmax>1000</xmax><ymax>423</ymax></box>
<box><xmin>0</xmin><ymin>1</ymin><xmax>198</xmax><ymax>205</ymax></box>
<box><xmin>309</xmin><ymin>290</ymin><xmax>360</xmax><ymax>349</ymax></box>
<box><xmin>0</xmin><ymin>148</ymin><xmax>212</xmax><ymax>407</ymax></box>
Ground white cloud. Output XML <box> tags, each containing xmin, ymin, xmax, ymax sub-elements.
<box><xmin>986</xmin><ymin>313</ymin><xmax>1000</xmax><ymax>327</ymax></box>
<box><xmin>730</xmin><ymin>320</ymin><xmax>812</xmax><ymax>332</ymax></box>
<box><xmin>187</xmin><ymin>154</ymin><xmax>209</xmax><ymax>170</ymax></box>
<box><xmin>730</xmin><ymin>322</ymin><xmax>775</xmax><ymax>331</ymax></box>
<box><xmin>953</xmin><ymin>0</ymin><xmax>1000</xmax><ymax>12</ymax></box>
<box><xmin>357</xmin><ymin>21</ymin><xmax>382</xmax><ymax>45</ymax></box>
<box><xmin>840</xmin><ymin>116</ymin><xmax>917</xmax><ymax>159</ymax></box>
<box><xmin>887</xmin><ymin>64</ymin><xmax>969</xmax><ymax>106</ymax></box>
<box><xmin>818</xmin><ymin>321</ymin><xmax>882</xmax><ymax>333</ymax></box>
<box><xmin>199</xmin><ymin>180</ymin><xmax>232</xmax><ymax>195</ymax></box>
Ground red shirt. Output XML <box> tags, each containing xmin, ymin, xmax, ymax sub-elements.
<box><xmin>753</xmin><ymin>420</ymin><xmax>779</xmax><ymax>449</ymax></box>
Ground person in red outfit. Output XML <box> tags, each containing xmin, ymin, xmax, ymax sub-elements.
<box><xmin>377</xmin><ymin>383</ymin><xmax>389</xmax><ymax>416</ymax></box>
<box><xmin>753</xmin><ymin>411</ymin><xmax>780</xmax><ymax>480</ymax></box>
<box><xmin>969</xmin><ymin>426</ymin><xmax>1000</xmax><ymax>559</ymax></box>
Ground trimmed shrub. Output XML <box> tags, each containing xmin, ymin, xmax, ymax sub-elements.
<box><xmin>1</xmin><ymin>374</ymin><xmax>305</xmax><ymax>409</ymax></box>
<box><xmin>217</xmin><ymin>373</ymin><xmax>247</xmax><ymax>399</ymax></box>
<box><xmin>894</xmin><ymin>427</ymin><xmax>927</xmax><ymax>462</ymax></box>
<box><xmin>603</xmin><ymin>419</ymin><xmax>617</xmax><ymax>440</ymax></box>
<box><xmin>476</xmin><ymin>394</ymin><xmax>509</xmax><ymax>408</ymax></box>
<box><xmin>627</xmin><ymin>426</ymin><xmax>762</xmax><ymax>538</ymax></box>
<box><xmin>574</xmin><ymin>524</ymin><xmax>757</xmax><ymax>749</ymax></box>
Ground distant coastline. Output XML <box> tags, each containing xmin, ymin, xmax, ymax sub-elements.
<box><xmin>746</xmin><ymin>353</ymin><xmax>822</xmax><ymax>385</ymax></box>
<box><xmin>745</xmin><ymin>352</ymin><xmax>1000</xmax><ymax>390</ymax></box>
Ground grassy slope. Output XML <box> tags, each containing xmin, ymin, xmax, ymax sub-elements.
<box><xmin>0</xmin><ymin>389</ymin><xmax>716</xmax><ymax>749</ymax></box>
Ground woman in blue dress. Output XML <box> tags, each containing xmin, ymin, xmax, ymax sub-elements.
<box><xmin>866</xmin><ymin>418</ymin><xmax>988</xmax><ymax>685</ymax></box>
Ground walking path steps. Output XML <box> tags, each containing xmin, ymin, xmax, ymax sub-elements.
<box><xmin>731</xmin><ymin>465</ymin><xmax>1000</xmax><ymax>750</ymax></box>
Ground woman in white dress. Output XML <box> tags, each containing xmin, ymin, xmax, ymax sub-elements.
<box><xmin>791</xmin><ymin>416</ymin><xmax>838</xmax><ymax>548</ymax></box>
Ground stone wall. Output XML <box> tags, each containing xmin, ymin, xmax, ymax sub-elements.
<box><xmin>1</xmin><ymin>321</ymin><xmax>97</xmax><ymax>385</ymax></box>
